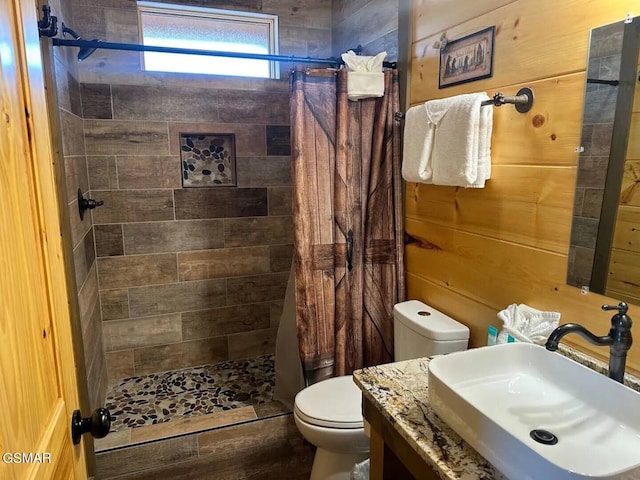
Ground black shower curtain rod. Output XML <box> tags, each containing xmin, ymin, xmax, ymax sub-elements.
<box><xmin>51</xmin><ymin>38</ymin><xmax>398</xmax><ymax>69</ymax></box>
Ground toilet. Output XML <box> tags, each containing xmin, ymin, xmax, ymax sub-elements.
<box><xmin>293</xmin><ymin>300</ymin><xmax>470</xmax><ymax>480</ymax></box>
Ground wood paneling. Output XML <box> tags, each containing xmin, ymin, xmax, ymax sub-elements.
<box><xmin>408</xmin><ymin>0</ymin><xmax>640</xmax><ymax>375</ymax></box>
<box><xmin>620</xmin><ymin>159</ymin><xmax>640</xmax><ymax>207</ymax></box>
<box><xmin>625</xmin><ymin>112</ymin><xmax>640</xmax><ymax>159</ymax></box>
<box><xmin>489</xmin><ymin>74</ymin><xmax>584</xmax><ymax>166</ymax></box>
<box><xmin>606</xmin><ymin>248</ymin><xmax>640</xmax><ymax>304</ymax></box>
<box><xmin>405</xmin><ymin>220</ymin><xmax>567</xmax><ymax>308</ymax></box>
<box><xmin>412</xmin><ymin>0</ymin><xmax>516</xmax><ymax>43</ymax></box>
<box><xmin>406</xmin><ymin>164</ymin><xmax>575</xmax><ymax>253</ymax></box>
<box><xmin>612</xmin><ymin>206</ymin><xmax>640</xmax><ymax>253</ymax></box>
<box><xmin>410</xmin><ymin>0</ymin><xmax>637</xmax><ymax>104</ymax></box>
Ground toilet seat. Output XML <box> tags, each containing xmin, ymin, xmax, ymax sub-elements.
<box><xmin>294</xmin><ymin>375</ymin><xmax>363</xmax><ymax>429</ymax></box>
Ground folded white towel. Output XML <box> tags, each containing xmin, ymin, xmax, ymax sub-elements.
<box><xmin>425</xmin><ymin>92</ymin><xmax>492</xmax><ymax>187</ymax></box>
<box><xmin>496</xmin><ymin>304</ymin><xmax>561</xmax><ymax>345</ymax></box>
<box><xmin>346</xmin><ymin>71</ymin><xmax>385</xmax><ymax>101</ymax></box>
<box><xmin>401</xmin><ymin>104</ymin><xmax>434</xmax><ymax>183</ymax></box>
<box><xmin>467</xmin><ymin>99</ymin><xmax>493</xmax><ymax>188</ymax></box>
<box><xmin>341</xmin><ymin>50</ymin><xmax>387</xmax><ymax>101</ymax></box>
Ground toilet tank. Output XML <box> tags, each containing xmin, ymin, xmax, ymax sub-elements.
<box><xmin>394</xmin><ymin>300</ymin><xmax>469</xmax><ymax>361</ymax></box>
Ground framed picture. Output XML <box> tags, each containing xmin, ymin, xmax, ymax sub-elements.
<box><xmin>180</xmin><ymin>133</ymin><xmax>237</xmax><ymax>187</ymax></box>
<box><xmin>439</xmin><ymin>26</ymin><xmax>495</xmax><ymax>89</ymax></box>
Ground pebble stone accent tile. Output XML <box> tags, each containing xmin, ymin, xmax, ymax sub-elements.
<box><xmin>180</xmin><ymin>133</ymin><xmax>236</xmax><ymax>187</ymax></box>
<box><xmin>106</xmin><ymin>355</ymin><xmax>274</xmax><ymax>432</ymax></box>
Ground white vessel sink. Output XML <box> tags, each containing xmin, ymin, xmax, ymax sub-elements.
<box><xmin>428</xmin><ymin>343</ymin><xmax>640</xmax><ymax>479</ymax></box>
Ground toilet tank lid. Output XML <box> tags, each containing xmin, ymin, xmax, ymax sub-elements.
<box><xmin>394</xmin><ymin>300</ymin><xmax>470</xmax><ymax>341</ymax></box>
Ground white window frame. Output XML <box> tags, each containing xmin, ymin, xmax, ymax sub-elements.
<box><xmin>137</xmin><ymin>1</ymin><xmax>280</xmax><ymax>79</ymax></box>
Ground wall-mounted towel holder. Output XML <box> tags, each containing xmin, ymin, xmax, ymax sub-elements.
<box><xmin>394</xmin><ymin>87</ymin><xmax>535</xmax><ymax>121</ymax></box>
<box><xmin>482</xmin><ymin>87</ymin><xmax>534</xmax><ymax>113</ymax></box>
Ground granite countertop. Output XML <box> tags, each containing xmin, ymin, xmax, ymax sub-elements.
<box><xmin>353</xmin><ymin>357</ymin><xmax>504</xmax><ymax>480</ymax></box>
<box><xmin>352</xmin><ymin>345</ymin><xmax>640</xmax><ymax>480</ymax></box>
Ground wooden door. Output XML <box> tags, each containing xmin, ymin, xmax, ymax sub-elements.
<box><xmin>0</xmin><ymin>0</ymin><xmax>88</xmax><ymax>478</ymax></box>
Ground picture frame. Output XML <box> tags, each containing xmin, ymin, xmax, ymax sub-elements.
<box><xmin>180</xmin><ymin>133</ymin><xmax>237</xmax><ymax>187</ymax></box>
<box><xmin>439</xmin><ymin>26</ymin><xmax>495</xmax><ymax>89</ymax></box>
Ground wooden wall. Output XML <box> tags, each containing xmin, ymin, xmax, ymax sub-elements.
<box><xmin>407</xmin><ymin>0</ymin><xmax>640</xmax><ymax>374</ymax></box>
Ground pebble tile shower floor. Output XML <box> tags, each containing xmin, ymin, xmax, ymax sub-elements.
<box><xmin>106</xmin><ymin>355</ymin><xmax>275</xmax><ymax>431</ymax></box>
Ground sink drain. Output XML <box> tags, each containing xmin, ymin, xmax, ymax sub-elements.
<box><xmin>530</xmin><ymin>429</ymin><xmax>558</xmax><ymax>445</ymax></box>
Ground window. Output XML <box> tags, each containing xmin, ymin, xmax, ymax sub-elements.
<box><xmin>137</xmin><ymin>2</ymin><xmax>279</xmax><ymax>78</ymax></box>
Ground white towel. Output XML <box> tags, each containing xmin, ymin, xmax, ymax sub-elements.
<box><xmin>425</xmin><ymin>92</ymin><xmax>492</xmax><ymax>187</ymax></box>
<box><xmin>468</xmin><ymin>99</ymin><xmax>493</xmax><ymax>188</ymax></box>
<box><xmin>496</xmin><ymin>304</ymin><xmax>561</xmax><ymax>345</ymax></box>
<box><xmin>401</xmin><ymin>104</ymin><xmax>434</xmax><ymax>183</ymax></box>
<box><xmin>341</xmin><ymin>50</ymin><xmax>387</xmax><ymax>101</ymax></box>
<box><xmin>346</xmin><ymin>72</ymin><xmax>385</xmax><ymax>101</ymax></box>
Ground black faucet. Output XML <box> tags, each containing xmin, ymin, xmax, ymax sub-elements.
<box><xmin>545</xmin><ymin>302</ymin><xmax>633</xmax><ymax>383</ymax></box>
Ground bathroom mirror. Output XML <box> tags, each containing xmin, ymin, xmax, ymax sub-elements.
<box><xmin>566</xmin><ymin>17</ymin><xmax>640</xmax><ymax>306</ymax></box>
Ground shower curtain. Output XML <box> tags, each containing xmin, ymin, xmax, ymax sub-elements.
<box><xmin>290</xmin><ymin>67</ymin><xmax>405</xmax><ymax>385</ymax></box>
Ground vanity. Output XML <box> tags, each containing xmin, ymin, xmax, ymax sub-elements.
<box><xmin>354</xmin><ymin>345</ymin><xmax>640</xmax><ymax>480</ymax></box>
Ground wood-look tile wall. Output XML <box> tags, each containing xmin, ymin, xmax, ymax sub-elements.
<box><xmin>95</xmin><ymin>414</ymin><xmax>314</xmax><ymax>479</ymax></box>
<box><xmin>332</xmin><ymin>0</ymin><xmax>400</xmax><ymax>59</ymax></box>
<box><xmin>70</xmin><ymin>0</ymin><xmax>331</xmax><ymax>380</ymax></box>
<box><xmin>50</xmin><ymin>0</ymin><xmax>107</xmax><ymax>411</ymax></box>
<box><xmin>407</xmin><ymin>0</ymin><xmax>640</xmax><ymax>375</ymax></box>
<box><xmin>82</xmin><ymin>79</ymin><xmax>293</xmax><ymax>378</ymax></box>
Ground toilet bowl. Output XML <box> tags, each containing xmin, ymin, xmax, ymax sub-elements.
<box><xmin>293</xmin><ymin>300</ymin><xmax>470</xmax><ymax>480</ymax></box>
<box><xmin>294</xmin><ymin>375</ymin><xmax>368</xmax><ymax>480</ymax></box>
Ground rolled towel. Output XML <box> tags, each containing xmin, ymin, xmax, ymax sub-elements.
<box><xmin>467</xmin><ymin>98</ymin><xmax>493</xmax><ymax>188</ymax></box>
<box><xmin>401</xmin><ymin>103</ymin><xmax>434</xmax><ymax>183</ymax></box>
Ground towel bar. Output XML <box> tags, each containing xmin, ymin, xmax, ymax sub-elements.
<box><xmin>394</xmin><ymin>87</ymin><xmax>534</xmax><ymax>121</ymax></box>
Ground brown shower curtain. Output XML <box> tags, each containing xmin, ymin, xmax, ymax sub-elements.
<box><xmin>290</xmin><ymin>67</ymin><xmax>405</xmax><ymax>385</ymax></box>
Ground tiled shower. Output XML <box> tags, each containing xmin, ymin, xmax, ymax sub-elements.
<box><xmin>87</xmin><ymin>78</ymin><xmax>294</xmax><ymax>449</ymax></box>
<box><xmin>49</xmin><ymin>0</ymin><xmax>399</xmax><ymax>477</ymax></box>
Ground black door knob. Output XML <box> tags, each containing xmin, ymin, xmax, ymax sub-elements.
<box><xmin>71</xmin><ymin>408</ymin><xmax>112</xmax><ymax>445</ymax></box>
